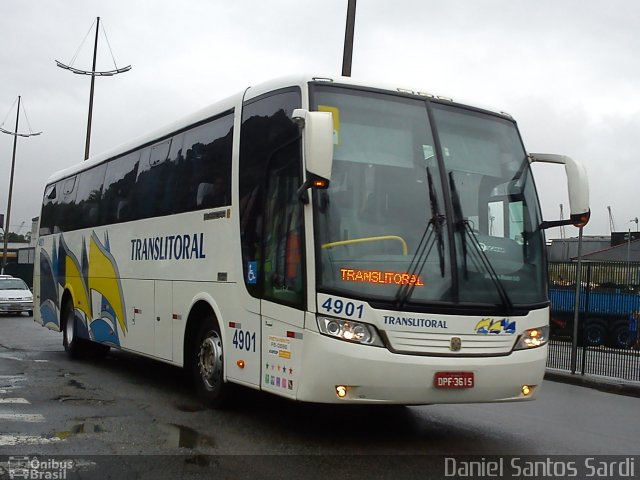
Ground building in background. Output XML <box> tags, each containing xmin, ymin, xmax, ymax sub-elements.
<box><xmin>0</xmin><ymin>217</ymin><xmax>38</xmax><ymax>287</ymax></box>
<box><xmin>548</xmin><ymin>233</ymin><xmax>640</xmax><ymax>263</ymax></box>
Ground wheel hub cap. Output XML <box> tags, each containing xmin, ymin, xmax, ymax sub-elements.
<box><xmin>198</xmin><ymin>333</ymin><xmax>222</xmax><ymax>389</ymax></box>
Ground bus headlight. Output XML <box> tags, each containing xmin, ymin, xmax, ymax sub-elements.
<box><xmin>514</xmin><ymin>325</ymin><xmax>550</xmax><ymax>350</ymax></box>
<box><xmin>317</xmin><ymin>316</ymin><xmax>384</xmax><ymax>347</ymax></box>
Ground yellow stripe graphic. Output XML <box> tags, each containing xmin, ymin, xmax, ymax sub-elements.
<box><xmin>88</xmin><ymin>232</ymin><xmax>127</xmax><ymax>334</ymax></box>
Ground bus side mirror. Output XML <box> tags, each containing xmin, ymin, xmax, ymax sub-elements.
<box><xmin>292</xmin><ymin>109</ymin><xmax>334</xmax><ymax>203</ymax></box>
<box><xmin>529</xmin><ymin>153</ymin><xmax>591</xmax><ymax>229</ymax></box>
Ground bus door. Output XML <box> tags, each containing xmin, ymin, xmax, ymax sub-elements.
<box><xmin>239</xmin><ymin>88</ymin><xmax>306</xmax><ymax>398</ymax></box>
<box><xmin>259</xmin><ymin>170</ymin><xmax>306</xmax><ymax>398</ymax></box>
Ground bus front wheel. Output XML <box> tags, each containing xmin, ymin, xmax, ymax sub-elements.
<box><xmin>192</xmin><ymin>316</ymin><xmax>229</xmax><ymax>408</ymax></box>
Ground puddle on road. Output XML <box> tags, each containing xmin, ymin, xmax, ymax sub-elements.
<box><xmin>51</xmin><ymin>394</ymin><xmax>114</xmax><ymax>405</ymax></box>
<box><xmin>67</xmin><ymin>379</ymin><xmax>87</xmax><ymax>390</ymax></box>
<box><xmin>158</xmin><ymin>423</ymin><xmax>215</xmax><ymax>449</ymax></box>
<box><xmin>55</xmin><ymin>420</ymin><xmax>105</xmax><ymax>440</ymax></box>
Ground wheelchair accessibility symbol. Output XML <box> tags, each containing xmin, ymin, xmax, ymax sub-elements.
<box><xmin>247</xmin><ymin>261</ymin><xmax>258</xmax><ymax>284</ymax></box>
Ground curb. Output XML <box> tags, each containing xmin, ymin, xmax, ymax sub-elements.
<box><xmin>544</xmin><ymin>370</ymin><xmax>640</xmax><ymax>398</ymax></box>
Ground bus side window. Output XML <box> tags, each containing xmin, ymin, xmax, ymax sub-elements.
<box><xmin>39</xmin><ymin>184</ymin><xmax>57</xmax><ymax>236</ymax></box>
<box><xmin>75</xmin><ymin>164</ymin><xmax>106</xmax><ymax>230</ymax></box>
<box><xmin>55</xmin><ymin>177</ymin><xmax>78</xmax><ymax>233</ymax></box>
<box><xmin>102</xmin><ymin>152</ymin><xmax>140</xmax><ymax>225</ymax></box>
<box><xmin>132</xmin><ymin>139</ymin><xmax>175</xmax><ymax>220</ymax></box>
<box><xmin>176</xmin><ymin>112</ymin><xmax>233</xmax><ymax>213</ymax></box>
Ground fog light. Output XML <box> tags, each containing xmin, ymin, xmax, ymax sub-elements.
<box><xmin>336</xmin><ymin>385</ymin><xmax>348</xmax><ymax>398</ymax></box>
<box><xmin>522</xmin><ymin>385</ymin><xmax>532</xmax><ymax>396</ymax></box>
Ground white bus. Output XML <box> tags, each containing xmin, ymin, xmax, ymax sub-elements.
<box><xmin>34</xmin><ymin>75</ymin><xmax>589</xmax><ymax>406</ymax></box>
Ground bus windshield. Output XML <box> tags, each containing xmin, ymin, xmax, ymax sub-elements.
<box><xmin>311</xmin><ymin>85</ymin><xmax>546</xmax><ymax>312</ymax></box>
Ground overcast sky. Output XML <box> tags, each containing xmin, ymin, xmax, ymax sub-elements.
<box><xmin>1</xmin><ymin>0</ymin><xmax>639</xmax><ymax>238</ymax></box>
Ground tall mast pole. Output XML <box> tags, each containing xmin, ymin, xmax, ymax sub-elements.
<box><xmin>56</xmin><ymin>17</ymin><xmax>130</xmax><ymax>160</ymax></box>
<box><xmin>1</xmin><ymin>96</ymin><xmax>21</xmax><ymax>274</ymax></box>
<box><xmin>84</xmin><ymin>16</ymin><xmax>100</xmax><ymax>160</ymax></box>
<box><xmin>342</xmin><ymin>0</ymin><xmax>357</xmax><ymax>77</ymax></box>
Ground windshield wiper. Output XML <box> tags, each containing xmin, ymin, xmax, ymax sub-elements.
<box><xmin>449</xmin><ymin>172</ymin><xmax>514</xmax><ymax>314</ymax></box>
<box><xmin>395</xmin><ymin>167</ymin><xmax>445</xmax><ymax>309</ymax></box>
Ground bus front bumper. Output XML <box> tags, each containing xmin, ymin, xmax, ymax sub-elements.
<box><xmin>295</xmin><ymin>329</ymin><xmax>547</xmax><ymax>405</ymax></box>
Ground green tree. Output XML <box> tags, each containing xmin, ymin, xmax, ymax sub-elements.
<box><xmin>0</xmin><ymin>232</ymin><xmax>29</xmax><ymax>243</ymax></box>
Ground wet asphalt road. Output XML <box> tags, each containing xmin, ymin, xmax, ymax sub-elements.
<box><xmin>0</xmin><ymin>315</ymin><xmax>638</xmax><ymax>479</ymax></box>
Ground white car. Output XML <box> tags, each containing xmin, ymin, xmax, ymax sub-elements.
<box><xmin>0</xmin><ymin>275</ymin><xmax>33</xmax><ymax>316</ymax></box>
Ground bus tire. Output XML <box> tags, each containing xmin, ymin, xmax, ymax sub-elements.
<box><xmin>192</xmin><ymin>315</ymin><xmax>230</xmax><ymax>408</ymax></box>
<box><xmin>62</xmin><ymin>299</ymin><xmax>87</xmax><ymax>358</ymax></box>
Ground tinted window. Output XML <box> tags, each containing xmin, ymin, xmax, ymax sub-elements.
<box><xmin>55</xmin><ymin>177</ymin><xmax>78</xmax><ymax>233</ymax></box>
<box><xmin>38</xmin><ymin>111</ymin><xmax>235</xmax><ymax>233</ymax></box>
<box><xmin>39</xmin><ymin>184</ymin><xmax>57</xmax><ymax>236</ymax></box>
<box><xmin>102</xmin><ymin>152</ymin><xmax>140</xmax><ymax>224</ymax></box>
<box><xmin>74</xmin><ymin>164</ymin><xmax>106</xmax><ymax>229</ymax></box>
<box><xmin>132</xmin><ymin>140</ymin><xmax>176</xmax><ymax>220</ymax></box>
<box><xmin>175</xmin><ymin>113</ymin><xmax>234</xmax><ymax>213</ymax></box>
<box><xmin>239</xmin><ymin>89</ymin><xmax>302</xmax><ymax>303</ymax></box>
<box><xmin>261</xmin><ymin>142</ymin><xmax>305</xmax><ymax>305</ymax></box>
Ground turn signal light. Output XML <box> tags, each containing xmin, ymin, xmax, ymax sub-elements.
<box><xmin>312</xmin><ymin>178</ymin><xmax>329</xmax><ymax>189</ymax></box>
<box><xmin>571</xmin><ymin>211</ymin><xmax>591</xmax><ymax>228</ymax></box>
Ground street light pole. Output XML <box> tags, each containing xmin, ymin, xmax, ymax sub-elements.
<box><xmin>55</xmin><ymin>17</ymin><xmax>131</xmax><ymax>161</ymax></box>
<box><xmin>84</xmin><ymin>16</ymin><xmax>100</xmax><ymax>161</ymax></box>
<box><xmin>0</xmin><ymin>96</ymin><xmax>41</xmax><ymax>274</ymax></box>
<box><xmin>342</xmin><ymin>0</ymin><xmax>357</xmax><ymax>77</ymax></box>
<box><xmin>627</xmin><ymin>219</ymin><xmax>637</xmax><ymax>285</ymax></box>
<box><xmin>2</xmin><ymin>97</ymin><xmax>21</xmax><ymax>274</ymax></box>
<box><xmin>570</xmin><ymin>226</ymin><xmax>584</xmax><ymax>374</ymax></box>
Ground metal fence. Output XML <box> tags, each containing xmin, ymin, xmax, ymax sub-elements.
<box><xmin>547</xmin><ymin>337</ymin><xmax>640</xmax><ymax>381</ymax></box>
<box><xmin>546</xmin><ymin>262</ymin><xmax>640</xmax><ymax>382</ymax></box>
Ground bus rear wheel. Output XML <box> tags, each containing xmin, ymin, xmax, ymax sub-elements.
<box><xmin>62</xmin><ymin>300</ymin><xmax>87</xmax><ymax>358</ymax></box>
<box><xmin>192</xmin><ymin>316</ymin><xmax>230</xmax><ymax>408</ymax></box>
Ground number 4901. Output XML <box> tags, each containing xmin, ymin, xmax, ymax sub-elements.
<box><xmin>232</xmin><ymin>329</ymin><xmax>256</xmax><ymax>352</ymax></box>
<box><xmin>321</xmin><ymin>297</ymin><xmax>364</xmax><ymax>319</ymax></box>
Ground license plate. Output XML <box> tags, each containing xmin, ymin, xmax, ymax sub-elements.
<box><xmin>434</xmin><ymin>371</ymin><xmax>474</xmax><ymax>389</ymax></box>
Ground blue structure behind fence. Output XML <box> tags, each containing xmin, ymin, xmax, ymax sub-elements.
<box><xmin>547</xmin><ymin>261</ymin><xmax>640</xmax><ymax>382</ymax></box>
